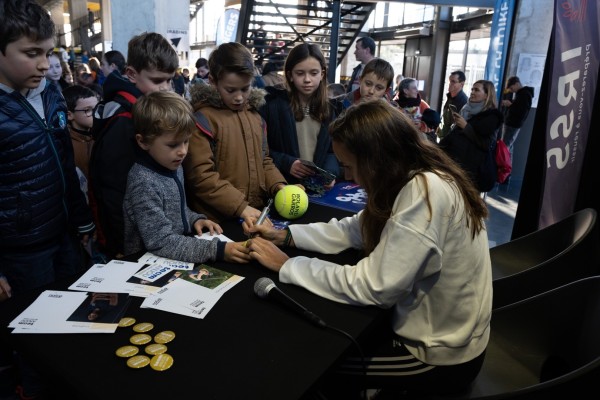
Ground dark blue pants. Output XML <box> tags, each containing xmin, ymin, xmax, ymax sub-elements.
<box><xmin>0</xmin><ymin>231</ymin><xmax>83</xmax><ymax>397</ymax></box>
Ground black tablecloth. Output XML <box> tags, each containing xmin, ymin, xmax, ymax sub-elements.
<box><xmin>0</xmin><ymin>203</ymin><xmax>385</xmax><ymax>400</ymax></box>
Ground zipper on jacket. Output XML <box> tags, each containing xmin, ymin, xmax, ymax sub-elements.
<box><xmin>15</xmin><ymin>93</ymin><xmax>69</xmax><ymax>217</ymax></box>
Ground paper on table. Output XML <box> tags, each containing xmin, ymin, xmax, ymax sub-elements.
<box><xmin>9</xmin><ymin>290</ymin><xmax>120</xmax><ymax>334</ymax></box>
<box><xmin>69</xmin><ymin>260</ymin><xmax>145</xmax><ymax>294</ymax></box>
<box><xmin>137</xmin><ymin>252</ymin><xmax>194</xmax><ymax>270</ymax></box>
<box><xmin>141</xmin><ymin>265</ymin><xmax>244</xmax><ymax>319</ymax></box>
<box><xmin>195</xmin><ymin>232</ymin><xmax>233</xmax><ymax>242</ymax></box>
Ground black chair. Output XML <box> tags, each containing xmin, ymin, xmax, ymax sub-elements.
<box><xmin>379</xmin><ymin>276</ymin><xmax>600</xmax><ymax>400</ymax></box>
<box><xmin>491</xmin><ymin>207</ymin><xmax>599</xmax><ymax>309</ymax></box>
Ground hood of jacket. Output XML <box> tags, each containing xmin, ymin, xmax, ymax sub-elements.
<box><xmin>189</xmin><ymin>82</ymin><xmax>267</xmax><ymax>111</ymax></box>
<box><xmin>102</xmin><ymin>70</ymin><xmax>142</xmax><ymax>102</ymax></box>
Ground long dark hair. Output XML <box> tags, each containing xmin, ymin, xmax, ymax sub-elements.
<box><xmin>329</xmin><ymin>101</ymin><xmax>488</xmax><ymax>254</ymax></box>
<box><xmin>284</xmin><ymin>43</ymin><xmax>330</xmax><ymax>122</ymax></box>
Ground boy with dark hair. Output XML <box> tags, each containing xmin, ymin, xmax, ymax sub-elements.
<box><xmin>89</xmin><ymin>32</ymin><xmax>178</xmax><ymax>259</ymax></box>
<box><xmin>0</xmin><ymin>0</ymin><xmax>95</xmax><ymax>396</ymax></box>
<box><xmin>100</xmin><ymin>49</ymin><xmax>126</xmax><ymax>77</ymax></box>
<box><xmin>340</xmin><ymin>57</ymin><xmax>395</xmax><ymax>107</ymax></box>
<box><xmin>62</xmin><ymin>84</ymin><xmax>100</xmax><ymax>201</ymax></box>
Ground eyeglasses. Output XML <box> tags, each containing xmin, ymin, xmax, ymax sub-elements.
<box><xmin>74</xmin><ymin>108</ymin><xmax>94</xmax><ymax>117</ymax></box>
<box><xmin>449</xmin><ymin>80</ymin><xmax>461</xmax><ymax>84</ymax></box>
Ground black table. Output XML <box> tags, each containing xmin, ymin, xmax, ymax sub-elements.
<box><xmin>0</xmin><ymin>203</ymin><xmax>386</xmax><ymax>400</ymax></box>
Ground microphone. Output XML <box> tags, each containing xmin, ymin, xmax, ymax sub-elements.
<box><xmin>254</xmin><ymin>277</ymin><xmax>327</xmax><ymax>328</ymax></box>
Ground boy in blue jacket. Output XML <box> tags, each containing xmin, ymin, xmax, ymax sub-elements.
<box><xmin>0</xmin><ymin>0</ymin><xmax>95</xmax><ymax>397</ymax></box>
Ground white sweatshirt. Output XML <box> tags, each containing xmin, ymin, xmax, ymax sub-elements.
<box><xmin>280</xmin><ymin>172</ymin><xmax>492</xmax><ymax>366</ymax></box>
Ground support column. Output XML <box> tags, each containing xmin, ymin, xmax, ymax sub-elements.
<box><xmin>68</xmin><ymin>0</ymin><xmax>89</xmax><ymax>51</ymax></box>
<box><xmin>428</xmin><ymin>6</ymin><xmax>453</xmax><ymax>110</ymax></box>
<box><xmin>49</xmin><ymin>1</ymin><xmax>67</xmax><ymax>47</ymax></box>
<box><xmin>110</xmin><ymin>0</ymin><xmax>189</xmax><ymax>65</ymax></box>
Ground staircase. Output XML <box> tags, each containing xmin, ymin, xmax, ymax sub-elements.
<box><xmin>237</xmin><ymin>0</ymin><xmax>375</xmax><ymax>68</ymax></box>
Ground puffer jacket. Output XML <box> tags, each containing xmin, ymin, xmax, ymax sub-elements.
<box><xmin>183</xmin><ymin>83</ymin><xmax>286</xmax><ymax>222</ymax></box>
<box><xmin>0</xmin><ymin>80</ymin><xmax>94</xmax><ymax>251</ymax></box>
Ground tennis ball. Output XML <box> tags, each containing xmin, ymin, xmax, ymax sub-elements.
<box><xmin>274</xmin><ymin>185</ymin><xmax>309</xmax><ymax>220</ymax></box>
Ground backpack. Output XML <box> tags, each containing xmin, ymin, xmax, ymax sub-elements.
<box><xmin>495</xmin><ymin>139</ymin><xmax>512</xmax><ymax>183</ymax></box>
<box><xmin>91</xmin><ymin>91</ymin><xmax>137</xmax><ymax>141</ymax></box>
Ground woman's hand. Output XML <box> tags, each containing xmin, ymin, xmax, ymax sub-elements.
<box><xmin>453</xmin><ymin>112</ymin><xmax>467</xmax><ymax>129</ymax></box>
<box><xmin>194</xmin><ymin>219</ymin><xmax>223</xmax><ymax>236</ymax></box>
<box><xmin>244</xmin><ymin>224</ymin><xmax>287</xmax><ymax>245</ymax></box>
<box><xmin>246</xmin><ymin>237</ymin><xmax>289</xmax><ymax>272</ymax></box>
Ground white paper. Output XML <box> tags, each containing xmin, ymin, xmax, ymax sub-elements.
<box><xmin>68</xmin><ymin>260</ymin><xmax>145</xmax><ymax>293</ymax></box>
<box><xmin>195</xmin><ymin>232</ymin><xmax>233</xmax><ymax>242</ymax></box>
<box><xmin>141</xmin><ymin>267</ymin><xmax>244</xmax><ymax>319</ymax></box>
<box><xmin>9</xmin><ymin>291</ymin><xmax>119</xmax><ymax>334</ymax></box>
<box><xmin>137</xmin><ymin>252</ymin><xmax>195</xmax><ymax>270</ymax></box>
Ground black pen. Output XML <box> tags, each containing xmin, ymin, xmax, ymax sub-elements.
<box><xmin>248</xmin><ymin>198</ymin><xmax>273</xmax><ymax>240</ymax></box>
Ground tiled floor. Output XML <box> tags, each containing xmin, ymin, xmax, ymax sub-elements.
<box><xmin>485</xmin><ymin>177</ymin><xmax>523</xmax><ymax>248</ymax></box>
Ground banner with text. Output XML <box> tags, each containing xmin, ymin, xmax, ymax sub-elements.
<box><xmin>484</xmin><ymin>0</ymin><xmax>516</xmax><ymax>101</ymax></box>
<box><xmin>539</xmin><ymin>0</ymin><xmax>599</xmax><ymax>227</ymax></box>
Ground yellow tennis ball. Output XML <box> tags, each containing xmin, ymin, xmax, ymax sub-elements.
<box><xmin>274</xmin><ymin>185</ymin><xmax>309</xmax><ymax>220</ymax></box>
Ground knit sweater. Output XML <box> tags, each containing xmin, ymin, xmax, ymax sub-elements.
<box><xmin>280</xmin><ymin>171</ymin><xmax>492</xmax><ymax>366</ymax></box>
<box><xmin>123</xmin><ymin>153</ymin><xmax>225</xmax><ymax>262</ymax></box>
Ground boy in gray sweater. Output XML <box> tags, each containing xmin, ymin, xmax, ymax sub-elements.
<box><xmin>123</xmin><ymin>91</ymin><xmax>252</xmax><ymax>263</ymax></box>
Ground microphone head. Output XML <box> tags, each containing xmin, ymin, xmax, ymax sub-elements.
<box><xmin>254</xmin><ymin>277</ymin><xmax>276</xmax><ymax>299</ymax></box>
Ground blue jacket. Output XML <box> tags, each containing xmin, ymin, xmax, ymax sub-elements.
<box><xmin>258</xmin><ymin>87</ymin><xmax>342</xmax><ymax>184</ymax></box>
<box><xmin>0</xmin><ymin>80</ymin><xmax>94</xmax><ymax>251</ymax></box>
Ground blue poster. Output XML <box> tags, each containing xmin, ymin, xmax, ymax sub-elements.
<box><xmin>539</xmin><ymin>0</ymin><xmax>599</xmax><ymax>227</ymax></box>
<box><xmin>308</xmin><ymin>182</ymin><xmax>367</xmax><ymax>214</ymax></box>
<box><xmin>484</xmin><ymin>0</ymin><xmax>516</xmax><ymax>101</ymax></box>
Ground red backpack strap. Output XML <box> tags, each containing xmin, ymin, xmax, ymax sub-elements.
<box><xmin>116</xmin><ymin>91</ymin><xmax>138</xmax><ymax>105</ymax></box>
<box><xmin>194</xmin><ymin>110</ymin><xmax>214</xmax><ymax>139</ymax></box>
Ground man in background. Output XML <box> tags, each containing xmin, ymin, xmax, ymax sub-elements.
<box><xmin>501</xmin><ymin>76</ymin><xmax>534</xmax><ymax>157</ymax></box>
<box><xmin>436</xmin><ymin>70</ymin><xmax>468</xmax><ymax>139</ymax></box>
<box><xmin>346</xmin><ymin>36</ymin><xmax>375</xmax><ymax>93</ymax></box>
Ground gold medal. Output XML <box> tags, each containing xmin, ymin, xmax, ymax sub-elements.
<box><xmin>130</xmin><ymin>333</ymin><xmax>152</xmax><ymax>345</ymax></box>
<box><xmin>145</xmin><ymin>343</ymin><xmax>167</xmax><ymax>355</ymax></box>
<box><xmin>150</xmin><ymin>353</ymin><xmax>173</xmax><ymax>371</ymax></box>
<box><xmin>127</xmin><ymin>355</ymin><xmax>150</xmax><ymax>369</ymax></box>
<box><xmin>115</xmin><ymin>345</ymin><xmax>139</xmax><ymax>358</ymax></box>
<box><xmin>132</xmin><ymin>322</ymin><xmax>154</xmax><ymax>332</ymax></box>
<box><xmin>118</xmin><ymin>317</ymin><xmax>136</xmax><ymax>327</ymax></box>
<box><xmin>154</xmin><ymin>330</ymin><xmax>175</xmax><ymax>344</ymax></box>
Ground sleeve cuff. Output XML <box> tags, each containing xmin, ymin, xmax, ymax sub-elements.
<box><xmin>216</xmin><ymin>240</ymin><xmax>226</xmax><ymax>261</ymax></box>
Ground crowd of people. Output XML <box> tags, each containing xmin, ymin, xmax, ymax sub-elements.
<box><xmin>1</xmin><ymin>1</ymin><xmax>536</xmax><ymax>398</ymax></box>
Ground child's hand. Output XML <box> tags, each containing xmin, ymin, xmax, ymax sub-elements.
<box><xmin>194</xmin><ymin>219</ymin><xmax>223</xmax><ymax>236</ymax></box>
<box><xmin>240</xmin><ymin>205</ymin><xmax>268</xmax><ymax>230</ymax></box>
<box><xmin>223</xmin><ymin>242</ymin><xmax>252</xmax><ymax>263</ymax></box>
<box><xmin>290</xmin><ymin>160</ymin><xmax>315</xmax><ymax>179</ymax></box>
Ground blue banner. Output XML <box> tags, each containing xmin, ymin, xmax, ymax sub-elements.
<box><xmin>216</xmin><ymin>8</ymin><xmax>239</xmax><ymax>45</ymax></box>
<box><xmin>484</xmin><ymin>0</ymin><xmax>516</xmax><ymax>101</ymax></box>
<box><xmin>539</xmin><ymin>0</ymin><xmax>599</xmax><ymax>227</ymax></box>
